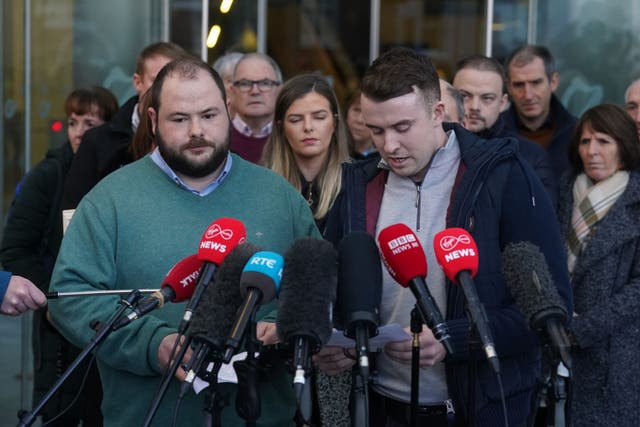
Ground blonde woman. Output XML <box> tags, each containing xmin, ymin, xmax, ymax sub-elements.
<box><xmin>262</xmin><ymin>73</ymin><xmax>350</xmax><ymax>233</ymax></box>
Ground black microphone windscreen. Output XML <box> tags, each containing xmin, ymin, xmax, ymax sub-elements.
<box><xmin>502</xmin><ymin>241</ymin><xmax>568</xmax><ymax>328</ymax></box>
<box><xmin>277</xmin><ymin>237</ymin><xmax>337</xmax><ymax>352</ymax></box>
<box><xmin>336</xmin><ymin>232</ymin><xmax>382</xmax><ymax>332</ymax></box>
<box><xmin>188</xmin><ymin>242</ymin><xmax>261</xmax><ymax>339</ymax></box>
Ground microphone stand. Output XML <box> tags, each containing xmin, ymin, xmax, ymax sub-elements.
<box><xmin>351</xmin><ymin>354</ymin><xmax>370</xmax><ymax>427</ymax></box>
<box><xmin>234</xmin><ymin>312</ymin><xmax>261</xmax><ymax>427</ymax></box>
<box><xmin>17</xmin><ymin>290</ymin><xmax>142</xmax><ymax>427</ymax></box>
<box><xmin>410</xmin><ymin>308</ymin><xmax>422</xmax><ymax>427</ymax></box>
<box><xmin>465</xmin><ymin>304</ymin><xmax>479</xmax><ymax>427</ymax></box>
<box><xmin>142</xmin><ymin>334</ymin><xmax>193</xmax><ymax>427</ymax></box>
<box><xmin>201</xmin><ymin>358</ymin><xmax>226</xmax><ymax>427</ymax></box>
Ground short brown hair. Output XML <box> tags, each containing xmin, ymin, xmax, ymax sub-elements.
<box><xmin>64</xmin><ymin>86</ymin><xmax>118</xmax><ymax>122</ymax></box>
<box><xmin>134</xmin><ymin>42</ymin><xmax>191</xmax><ymax>75</ymax></box>
<box><xmin>360</xmin><ymin>47</ymin><xmax>440</xmax><ymax>107</ymax></box>
<box><xmin>149</xmin><ymin>58</ymin><xmax>227</xmax><ymax>115</ymax></box>
<box><xmin>569</xmin><ymin>103</ymin><xmax>640</xmax><ymax>173</ymax></box>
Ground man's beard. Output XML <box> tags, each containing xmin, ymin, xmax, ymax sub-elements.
<box><xmin>156</xmin><ymin>130</ymin><xmax>230</xmax><ymax>178</ymax></box>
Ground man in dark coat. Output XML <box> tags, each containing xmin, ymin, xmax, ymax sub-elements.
<box><xmin>318</xmin><ymin>47</ymin><xmax>572</xmax><ymax>427</ymax></box>
<box><xmin>501</xmin><ymin>44</ymin><xmax>577</xmax><ymax>183</ymax></box>
<box><xmin>453</xmin><ymin>54</ymin><xmax>558</xmax><ymax>207</ymax></box>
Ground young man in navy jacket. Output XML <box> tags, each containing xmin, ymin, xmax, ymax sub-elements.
<box><xmin>318</xmin><ymin>47</ymin><xmax>572</xmax><ymax>427</ymax></box>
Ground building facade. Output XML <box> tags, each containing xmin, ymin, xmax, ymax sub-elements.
<box><xmin>1</xmin><ymin>0</ymin><xmax>639</xmax><ymax>423</ymax></box>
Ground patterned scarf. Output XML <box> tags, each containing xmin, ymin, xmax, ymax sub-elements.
<box><xmin>567</xmin><ymin>170</ymin><xmax>629</xmax><ymax>273</ymax></box>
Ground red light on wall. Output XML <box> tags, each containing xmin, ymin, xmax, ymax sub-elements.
<box><xmin>51</xmin><ymin>121</ymin><xmax>64</xmax><ymax>132</ymax></box>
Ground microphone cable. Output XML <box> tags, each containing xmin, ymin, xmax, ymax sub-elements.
<box><xmin>38</xmin><ymin>351</ymin><xmax>98</xmax><ymax>427</ymax></box>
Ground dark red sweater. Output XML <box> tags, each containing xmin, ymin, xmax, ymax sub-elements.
<box><xmin>230</xmin><ymin>126</ymin><xmax>270</xmax><ymax>164</ymax></box>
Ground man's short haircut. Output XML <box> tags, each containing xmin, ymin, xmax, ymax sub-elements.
<box><xmin>440</xmin><ymin>80</ymin><xmax>465</xmax><ymax>123</ymax></box>
<box><xmin>569</xmin><ymin>103</ymin><xmax>640</xmax><ymax>172</ymax></box>
<box><xmin>505</xmin><ymin>44</ymin><xmax>556</xmax><ymax>81</ymax></box>
<box><xmin>149</xmin><ymin>58</ymin><xmax>227</xmax><ymax>114</ymax></box>
<box><xmin>232</xmin><ymin>52</ymin><xmax>283</xmax><ymax>83</ymax></box>
<box><xmin>360</xmin><ymin>47</ymin><xmax>440</xmax><ymax>107</ymax></box>
<box><xmin>212</xmin><ymin>52</ymin><xmax>244</xmax><ymax>81</ymax></box>
<box><xmin>135</xmin><ymin>42</ymin><xmax>191</xmax><ymax>75</ymax></box>
<box><xmin>454</xmin><ymin>54</ymin><xmax>508</xmax><ymax>94</ymax></box>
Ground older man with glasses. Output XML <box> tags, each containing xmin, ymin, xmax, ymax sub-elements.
<box><xmin>229</xmin><ymin>52</ymin><xmax>283</xmax><ymax>163</ymax></box>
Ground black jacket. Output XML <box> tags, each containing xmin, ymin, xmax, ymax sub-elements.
<box><xmin>479</xmin><ymin>115</ymin><xmax>558</xmax><ymax>208</ymax></box>
<box><xmin>500</xmin><ymin>94</ymin><xmax>577</xmax><ymax>183</ymax></box>
<box><xmin>61</xmin><ymin>95</ymin><xmax>137</xmax><ymax>209</ymax></box>
<box><xmin>1</xmin><ymin>142</ymin><xmax>73</xmax><ymax>286</ymax></box>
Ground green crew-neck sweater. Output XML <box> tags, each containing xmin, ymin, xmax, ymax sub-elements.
<box><xmin>50</xmin><ymin>154</ymin><xmax>319</xmax><ymax>426</ymax></box>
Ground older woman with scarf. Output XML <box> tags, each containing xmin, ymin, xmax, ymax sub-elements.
<box><xmin>558</xmin><ymin>103</ymin><xmax>640</xmax><ymax>426</ymax></box>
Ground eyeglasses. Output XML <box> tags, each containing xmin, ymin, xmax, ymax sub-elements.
<box><xmin>233</xmin><ymin>79</ymin><xmax>281</xmax><ymax>93</ymax></box>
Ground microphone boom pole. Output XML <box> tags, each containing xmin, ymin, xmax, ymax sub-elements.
<box><xmin>18</xmin><ymin>290</ymin><xmax>142</xmax><ymax>427</ymax></box>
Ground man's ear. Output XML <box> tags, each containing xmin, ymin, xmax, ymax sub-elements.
<box><xmin>499</xmin><ymin>93</ymin><xmax>510</xmax><ymax>113</ymax></box>
<box><xmin>148</xmin><ymin>107</ymin><xmax>158</xmax><ymax>135</ymax></box>
<box><xmin>550</xmin><ymin>72</ymin><xmax>559</xmax><ymax>92</ymax></box>
<box><xmin>432</xmin><ymin>101</ymin><xmax>445</xmax><ymax>126</ymax></box>
<box><xmin>133</xmin><ymin>73</ymin><xmax>144</xmax><ymax>95</ymax></box>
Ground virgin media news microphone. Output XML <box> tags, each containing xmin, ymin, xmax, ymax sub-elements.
<box><xmin>222</xmin><ymin>251</ymin><xmax>283</xmax><ymax>363</ymax></box>
<box><xmin>182</xmin><ymin>242</ymin><xmax>261</xmax><ymax>388</ymax></box>
<box><xmin>377</xmin><ymin>224</ymin><xmax>454</xmax><ymax>354</ymax></box>
<box><xmin>114</xmin><ymin>254</ymin><xmax>202</xmax><ymax>329</ymax></box>
<box><xmin>433</xmin><ymin>228</ymin><xmax>500</xmax><ymax>374</ymax></box>
<box><xmin>337</xmin><ymin>232</ymin><xmax>381</xmax><ymax>380</ymax></box>
<box><xmin>277</xmin><ymin>238</ymin><xmax>337</xmax><ymax>418</ymax></box>
<box><xmin>178</xmin><ymin>217</ymin><xmax>246</xmax><ymax>334</ymax></box>
<box><xmin>502</xmin><ymin>241</ymin><xmax>572</xmax><ymax>369</ymax></box>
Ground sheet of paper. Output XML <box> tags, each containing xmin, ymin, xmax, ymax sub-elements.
<box><xmin>326</xmin><ymin>323</ymin><xmax>411</xmax><ymax>351</ymax></box>
<box><xmin>192</xmin><ymin>352</ymin><xmax>254</xmax><ymax>394</ymax></box>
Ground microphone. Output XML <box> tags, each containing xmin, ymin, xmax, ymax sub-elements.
<box><xmin>178</xmin><ymin>217</ymin><xmax>246</xmax><ymax>334</ymax></box>
<box><xmin>222</xmin><ymin>250</ymin><xmax>284</xmax><ymax>363</ymax></box>
<box><xmin>377</xmin><ymin>224</ymin><xmax>454</xmax><ymax>354</ymax></box>
<box><xmin>502</xmin><ymin>241</ymin><xmax>572</xmax><ymax>369</ymax></box>
<box><xmin>114</xmin><ymin>254</ymin><xmax>201</xmax><ymax>330</ymax></box>
<box><xmin>337</xmin><ymin>232</ymin><xmax>381</xmax><ymax>380</ymax></box>
<box><xmin>433</xmin><ymin>228</ymin><xmax>500</xmax><ymax>374</ymax></box>
<box><xmin>277</xmin><ymin>237</ymin><xmax>337</xmax><ymax>422</ymax></box>
<box><xmin>183</xmin><ymin>242</ymin><xmax>261</xmax><ymax>388</ymax></box>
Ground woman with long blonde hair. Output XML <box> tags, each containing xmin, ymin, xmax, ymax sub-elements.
<box><xmin>262</xmin><ymin>73</ymin><xmax>350</xmax><ymax>232</ymax></box>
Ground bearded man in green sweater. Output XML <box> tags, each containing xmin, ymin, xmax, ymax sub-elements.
<box><xmin>49</xmin><ymin>58</ymin><xmax>319</xmax><ymax>426</ymax></box>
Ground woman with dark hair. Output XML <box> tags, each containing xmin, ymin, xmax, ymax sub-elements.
<box><xmin>557</xmin><ymin>103</ymin><xmax>640</xmax><ymax>426</ymax></box>
<box><xmin>0</xmin><ymin>85</ymin><xmax>118</xmax><ymax>426</ymax></box>
<box><xmin>262</xmin><ymin>73</ymin><xmax>350</xmax><ymax>232</ymax></box>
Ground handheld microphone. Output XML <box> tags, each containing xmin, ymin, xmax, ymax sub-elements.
<box><xmin>182</xmin><ymin>242</ymin><xmax>261</xmax><ymax>389</ymax></box>
<box><xmin>502</xmin><ymin>241</ymin><xmax>572</xmax><ymax>369</ymax></box>
<box><xmin>377</xmin><ymin>224</ymin><xmax>454</xmax><ymax>354</ymax></box>
<box><xmin>222</xmin><ymin>251</ymin><xmax>283</xmax><ymax>363</ymax></box>
<box><xmin>433</xmin><ymin>228</ymin><xmax>500</xmax><ymax>374</ymax></box>
<box><xmin>113</xmin><ymin>254</ymin><xmax>201</xmax><ymax>330</ymax></box>
<box><xmin>277</xmin><ymin>237</ymin><xmax>337</xmax><ymax>423</ymax></box>
<box><xmin>178</xmin><ymin>218</ymin><xmax>246</xmax><ymax>334</ymax></box>
<box><xmin>337</xmin><ymin>232</ymin><xmax>381</xmax><ymax>380</ymax></box>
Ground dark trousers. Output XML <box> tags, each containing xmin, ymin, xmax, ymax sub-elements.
<box><xmin>370</xmin><ymin>390</ymin><xmax>456</xmax><ymax>427</ymax></box>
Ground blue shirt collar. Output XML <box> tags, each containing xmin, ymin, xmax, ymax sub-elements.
<box><xmin>149</xmin><ymin>148</ymin><xmax>232</xmax><ymax>196</ymax></box>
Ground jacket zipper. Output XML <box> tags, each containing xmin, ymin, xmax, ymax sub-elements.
<box><xmin>415</xmin><ymin>181</ymin><xmax>423</xmax><ymax>231</ymax></box>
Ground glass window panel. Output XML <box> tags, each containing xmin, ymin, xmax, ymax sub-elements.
<box><xmin>266</xmin><ymin>0</ymin><xmax>370</xmax><ymax>104</ymax></box>
<box><xmin>379</xmin><ymin>0</ymin><xmax>487</xmax><ymax>81</ymax></box>
<box><xmin>536</xmin><ymin>0</ymin><xmax>640</xmax><ymax>116</ymax></box>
